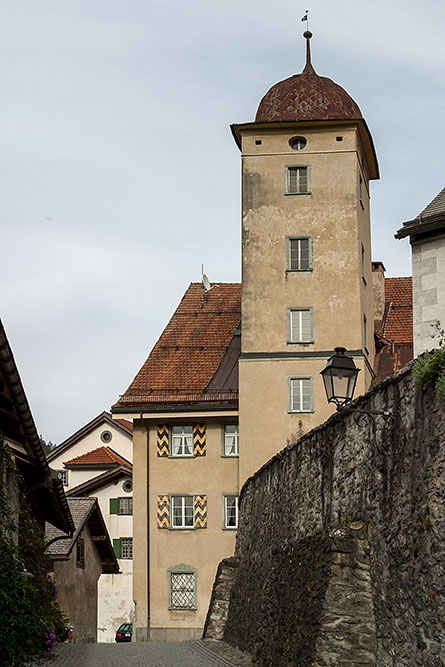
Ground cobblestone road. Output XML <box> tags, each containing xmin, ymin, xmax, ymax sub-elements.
<box><xmin>37</xmin><ymin>640</ymin><xmax>252</xmax><ymax>667</ymax></box>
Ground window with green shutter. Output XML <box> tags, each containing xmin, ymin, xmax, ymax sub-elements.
<box><xmin>109</xmin><ymin>498</ymin><xmax>119</xmax><ymax>514</ymax></box>
<box><xmin>113</xmin><ymin>538</ymin><xmax>121</xmax><ymax>558</ymax></box>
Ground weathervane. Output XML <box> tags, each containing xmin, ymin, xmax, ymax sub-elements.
<box><xmin>301</xmin><ymin>9</ymin><xmax>309</xmax><ymax>31</ymax></box>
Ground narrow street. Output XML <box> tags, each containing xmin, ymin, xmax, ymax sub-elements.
<box><xmin>39</xmin><ymin>639</ymin><xmax>252</xmax><ymax>667</ymax></box>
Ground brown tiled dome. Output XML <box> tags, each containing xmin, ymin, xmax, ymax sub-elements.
<box><xmin>256</xmin><ymin>38</ymin><xmax>362</xmax><ymax>123</ymax></box>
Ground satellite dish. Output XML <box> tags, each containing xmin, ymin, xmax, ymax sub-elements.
<box><xmin>202</xmin><ymin>273</ymin><xmax>211</xmax><ymax>291</ymax></box>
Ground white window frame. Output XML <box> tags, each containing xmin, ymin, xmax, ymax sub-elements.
<box><xmin>223</xmin><ymin>495</ymin><xmax>239</xmax><ymax>529</ymax></box>
<box><xmin>170</xmin><ymin>425</ymin><xmax>194</xmax><ymax>457</ymax></box>
<box><xmin>288</xmin><ymin>376</ymin><xmax>314</xmax><ymax>413</ymax></box>
<box><xmin>288</xmin><ymin>308</ymin><xmax>313</xmax><ymax>344</ymax></box>
<box><xmin>120</xmin><ymin>537</ymin><xmax>133</xmax><ymax>559</ymax></box>
<box><xmin>171</xmin><ymin>495</ymin><xmax>195</xmax><ymax>529</ymax></box>
<box><xmin>223</xmin><ymin>424</ymin><xmax>239</xmax><ymax>457</ymax></box>
<box><xmin>118</xmin><ymin>497</ymin><xmax>133</xmax><ymax>515</ymax></box>
<box><xmin>57</xmin><ymin>470</ymin><xmax>68</xmax><ymax>486</ymax></box>
<box><xmin>285</xmin><ymin>165</ymin><xmax>310</xmax><ymax>195</ymax></box>
<box><xmin>287</xmin><ymin>236</ymin><xmax>312</xmax><ymax>271</ymax></box>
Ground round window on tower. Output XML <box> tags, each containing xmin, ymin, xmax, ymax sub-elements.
<box><xmin>100</xmin><ymin>430</ymin><xmax>112</xmax><ymax>444</ymax></box>
<box><xmin>289</xmin><ymin>136</ymin><xmax>307</xmax><ymax>151</ymax></box>
<box><xmin>123</xmin><ymin>480</ymin><xmax>133</xmax><ymax>493</ymax></box>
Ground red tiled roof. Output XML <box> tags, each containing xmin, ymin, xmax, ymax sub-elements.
<box><xmin>115</xmin><ymin>283</ymin><xmax>242</xmax><ymax>408</ymax></box>
<box><xmin>64</xmin><ymin>446</ymin><xmax>132</xmax><ymax>469</ymax></box>
<box><xmin>116</xmin><ymin>418</ymin><xmax>133</xmax><ymax>430</ymax></box>
<box><xmin>383</xmin><ymin>277</ymin><xmax>413</xmax><ymax>344</ymax></box>
<box><xmin>256</xmin><ymin>69</ymin><xmax>362</xmax><ymax>123</ymax></box>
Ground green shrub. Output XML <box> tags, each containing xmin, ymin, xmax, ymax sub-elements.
<box><xmin>0</xmin><ymin>434</ymin><xmax>71</xmax><ymax>666</ymax></box>
<box><xmin>412</xmin><ymin>321</ymin><xmax>445</xmax><ymax>403</ymax></box>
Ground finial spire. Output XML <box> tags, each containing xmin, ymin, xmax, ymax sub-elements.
<box><xmin>300</xmin><ymin>11</ymin><xmax>314</xmax><ymax>73</ymax></box>
<box><xmin>301</xmin><ymin>28</ymin><xmax>315</xmax><ymax>75</ymax></box>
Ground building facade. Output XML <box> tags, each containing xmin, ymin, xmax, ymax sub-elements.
<box><xmin>112</xmin><ymin>33</ymin><xmax>414</xmax><ymax>642</ymax></box>
<box><xmin>113</xmin><ymin>283</ymin><xmax>241</xmax><ymax>641</ymax></box>
<box><xmin>233</xmin><ymin>32</ymin><xmax>379</xmax><ymax>481</ymax></box>
<box><xmin>396</xmin><ymin>187</ymin><xmax>445</xmax><ymax>356</ymax></box>
<box><xmin>48</xmin><ymin>413</ymin><xmax>134</xmax><ymax>642</ymax></box>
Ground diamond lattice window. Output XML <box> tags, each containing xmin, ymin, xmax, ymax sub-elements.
<box><xmin>170</xmin><ymin>572</ymin><xmax>195</xmax><ymax>609</ymax></box>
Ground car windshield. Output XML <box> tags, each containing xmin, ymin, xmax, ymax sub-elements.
<box><xmin>117</xmin><ymin>624</ymin><xmax>132</xmax><ymax>632</ymax></box>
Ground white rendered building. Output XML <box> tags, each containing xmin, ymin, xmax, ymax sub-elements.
<box><xmin>48</xmin><ymin>412</ymin><xmax>133</xmax><ymax>642</ymax></box>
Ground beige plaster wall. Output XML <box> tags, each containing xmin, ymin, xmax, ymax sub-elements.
<box><xmin>133</xmin><ymin>421</ymin><xmax>149</xmax><ymax>641</ymax></box>
<box><xmin>238</xmin><ymin>355</ymin><xmax>371</xmax><ymax>483</ymax></box>
<box><xmin>238</xmin><ymin>122</ymin><xmax>375</xmax><ymax>484</ymax></box>
<box><xmin>53</xmin><ymin>523</ymin><xmax>102</xmax><ymax>643</ymax></box>
<box><xmin>132</xmin><ymin>417</ymin><xmax>238</xmax><ymax>641</ymax></box>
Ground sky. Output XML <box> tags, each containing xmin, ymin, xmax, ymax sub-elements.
<box><xmin>1</xmin><ymin>0</ymin><xmax>444</xmax><ymax>444</ymax></box>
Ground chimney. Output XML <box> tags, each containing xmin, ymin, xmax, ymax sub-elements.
<box><xmin>372</xmin><ymin>261</ymin><xmax>386</xmax><ymax>321</ymax></box>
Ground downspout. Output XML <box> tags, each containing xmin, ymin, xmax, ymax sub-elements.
<box><xmin>145</xmin><ymin>416</ymin><xmax>150</xmax><ymax>641</ymax></box>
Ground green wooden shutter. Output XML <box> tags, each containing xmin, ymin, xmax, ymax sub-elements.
<box><xmin>113</xmin><ymin>538</ymin><xmax>121</xmax><ymax>558</ymax></box>
<box><xmin>109</xmin><ymin>498</ymin><xmax>119</xmax><ymax>514</ymax></box>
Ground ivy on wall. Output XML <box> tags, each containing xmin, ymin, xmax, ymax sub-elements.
<box><xmin>413</xmin><ymin>321</ymin><xmax>445</xmax><ymax>402</ymax></box>
<box><xmin>0</xmin><ymin>432</ymin><xmax>71</xmax><ymax>666</ymax></box>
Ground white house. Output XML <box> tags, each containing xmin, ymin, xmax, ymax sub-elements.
<box><xmin>48</xmin><ymin>412</ymin><xmax>133</xmax><ymax>642</ymax></box>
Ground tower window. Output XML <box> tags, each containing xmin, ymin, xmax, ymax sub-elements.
<box><xmin>336</xmin><ymin>136</ymin><xmax>343</xmax><ymax>141</ymax></box>
<box><xmin>289</xmin><ymin>377</ymin><xmax>313</xmax><ymax>413</ymax></box>
<box><xmin>289</xmin><ymin>136</ymin><xmax>307</xmax><ymax>151</ymax></box>
<box><xmin>288</xmin><ymin>308</ymin><xmax>313</xmax><ymax>343</ymax></box>
<box><xmin>287</xmin><ymin>237</ymin><xmax>312</xmax><ymax>271</ymax></box>
<box><xmin>255</xmin><ymin>139</ymin><xmax>262</xmax><ymax>145</ymax></box>
<box><xmin>285</xmin><ymin>166</ymin><xmax>310</xmax><ymax>195</ymax></box>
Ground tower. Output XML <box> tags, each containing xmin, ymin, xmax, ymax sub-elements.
<box><xmin>233</xmin><ymin>32</ymin><xmax>380</xmax><ymax>482</ymax></box>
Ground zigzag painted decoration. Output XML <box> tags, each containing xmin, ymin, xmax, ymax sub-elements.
<box><xmin>157</xmin><ymin>495</ymin><xmax>170</xmax><ymax>528</ymax></box>
<box><xmin>193</xmin><ymin>424</ymin><xmax>206</xmax><ymax>457</ymax></box>
<box><xmin>194</xmin><ymin>495</ymin><xmax>207</xmax><ymax>528</ymax></box>
<box><xmin>157</xmin><ymin>425</ymin><xmax>169</xmax><ymax>457</ymax></box>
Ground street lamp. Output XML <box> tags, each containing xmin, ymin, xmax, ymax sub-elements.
<box><xmin>320</xmin><ymin>347</ymin><xmax>360</xmax><ymax>408</ymax></box>
<box><xmin>320</xmin><ymin>347</ymin><xmax>392</xmax><ymax>421</ymax></box>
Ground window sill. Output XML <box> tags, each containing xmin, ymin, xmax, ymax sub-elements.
<box><xmin>169</xmin><ymin>526</ymin><xmax>196</xmax><ymax>531</ymax></box>
<box><xmin>285</xmin><ymin>191</ymin><xmax>311</xmax><ymax>196</ymax></box>
<box><xmin>285</xmin><ymin>268</ymin><xmax>313</xmax><ymax>273</ymax></box>
<box><xmin>168</xmin><ymin>455</ymin><xmax>195</xmax><ymax>459</ymax></box>
<box><xmin>223</xmin><ymin>526</ymin><xmax>238</xmax><ymax>531</ymax></box>
<box><xmin>221</xmin><ymin>453</ymin><xmax>239</xmax><ymax>458</ymax></box>
<box><xmin>287</xmin><ymin>341</ymin><xmax>314</xmax><ymax>345</ymax></box>
<box><xmin>288</xmin><ymin>409</ymin><xmax>314</xmax><ymax>414</ymax></box>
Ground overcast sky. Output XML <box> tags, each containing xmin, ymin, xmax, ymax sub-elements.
<box><xmin>1</xmin><ymin>0</ymin><xmax>444</xmax><ymax>444</ymax></box>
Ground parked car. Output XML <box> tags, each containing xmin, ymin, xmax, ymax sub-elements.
<box><xmin>115</xmin><ymin>623</ymin><xmax>132</xmax><ymax>643</ymax></box>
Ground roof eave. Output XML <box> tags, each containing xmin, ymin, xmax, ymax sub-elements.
<box><xmin>395</xmin><ymin>216</ymin><xmax>445</xmax><ymax>240</ymax></box>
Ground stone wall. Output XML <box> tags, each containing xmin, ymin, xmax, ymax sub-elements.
<box><xmin>206</xmin><ymin>365</ymin><xmax>445</xmax><ymax>666</ymax></box>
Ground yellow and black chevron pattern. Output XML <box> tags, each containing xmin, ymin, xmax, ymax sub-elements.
<box><xmin>157</xmin><ymin>495</ymin><xmax>170</xmax><ymax>528</ymax></box>
<box><xmin>193</xmin><ymin>424</ymin><xmax>206</xmax><ymax>457</ymax></box>
<box><xmin>157</xmin><ymin>425</ymin><xmax>169</xmax><ymax>457</ymax></box>
<box><xmin>194</xmin><ymin>495</ymin><xmax>207</xmax><ymax>528</ymax></box>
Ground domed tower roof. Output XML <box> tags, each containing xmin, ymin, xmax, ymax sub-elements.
<box><xmin>256</xmin><ymin>32</ymin><xmax>362</xmax><ymax>123</ymax></box>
